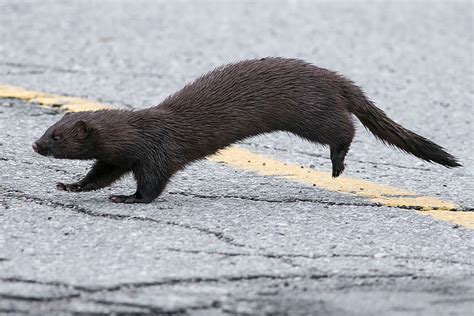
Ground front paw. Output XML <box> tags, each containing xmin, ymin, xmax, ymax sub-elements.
<box><xmin>56</xmin><ymin>182</ymin><xmax>83</xmax><ymax>192</ymax></box>
<box><xmin>109</xmin><ymin>194</ymin><xmax>152</xmax><ymax>204</ymax></box>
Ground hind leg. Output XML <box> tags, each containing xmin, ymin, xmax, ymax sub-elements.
<box><xmin>290</xmin><ymin>107</ymin><xmax>355</xmax><ymax>177</ymax></box>
<box><xmin>330</xmin><ymin>142</ymin><xmax>351</xmax><ymax>177</ymax></box>
<box><xmin>329</xmin><ymin>120</ymin><xmax>354</xmax><ymax>177</ymax></box>
<box><xmin>327</xmin><ymin>112</ymin><xmax>355</xmax><ymax>177</ymax></box>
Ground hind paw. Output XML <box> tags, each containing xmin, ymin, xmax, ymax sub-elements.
<box><xmin>332</xmin><ymin>164</ymin><xmax>345</xmax><ymax>178</ymax></box>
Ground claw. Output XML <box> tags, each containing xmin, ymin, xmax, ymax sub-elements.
<box><xmin>56</xmin><ymin>182</ymin><xmax>67</xmax><ymax>191</ymax></box>
<box><xmin>109</xmin><ymin>195</ymin><xmax>129</xmax><ymax>203</ymax></box>
<box><xmin>56</xmin><ymin>182</ymin><xmax>83</xmax><ymax>192</ymax></box>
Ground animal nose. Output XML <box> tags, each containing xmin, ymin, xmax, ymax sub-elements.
<box><xmin>32</xmin><ymin>142</ymin><xmax>39</xmax><ymax>152</ymax></box>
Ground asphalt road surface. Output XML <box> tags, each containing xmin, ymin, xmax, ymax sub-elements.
<box><xmin>0</xmin><ymin>1</ymin><xmax>473</xmax><ymax>315</ymax></box>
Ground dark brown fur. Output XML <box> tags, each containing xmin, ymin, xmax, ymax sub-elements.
<box><xmin>33</xmin><ymin>57</ymin><xmax>460</xmax><ymax>203</ymax></box>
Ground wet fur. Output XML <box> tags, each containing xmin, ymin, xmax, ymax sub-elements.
<box><xmin>33</xmin><ymin>57</ymin><xmax>460</xmax><ymax>203</ymax></box>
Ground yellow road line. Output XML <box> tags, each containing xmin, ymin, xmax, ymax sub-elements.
<box><xmin>1</xmin><ymin>84</ymin><xmax>472</xmax><ymax>229</ymax></box>
<box><xmin>0</xmin><ymin>85</ymin><xmax>111</xmax><ymax>112</ymax></box>
<box><xmin>210</xmin><ymin>148</ymin><xmax>473</xmax><ymax>229</ymax></box>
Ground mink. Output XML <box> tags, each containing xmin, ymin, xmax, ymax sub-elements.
<box><xmin>32</xmin><ymin>57</ymin><xmax>460</xmax><ymax>203</ymax></box>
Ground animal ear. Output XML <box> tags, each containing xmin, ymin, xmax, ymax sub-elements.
<box><xmin>74</xmin><ymin>120</ymin><xmax>91</xmax><ymax>137</ymax></box>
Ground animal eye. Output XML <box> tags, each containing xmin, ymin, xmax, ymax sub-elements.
<box><xmin>52</xmin><ymin>135</ymin><xmax>61</xmax><ymax>141</ymax></box>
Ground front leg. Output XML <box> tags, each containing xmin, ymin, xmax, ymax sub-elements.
<box><xmin>109</xmin><ymin>165</ymin><xmax>169</xmax><ymax>204</ymax></box>
<box><xmin>57</xmin><ymin>161</ymin><xmax>129</xmax><ymax>192</ymax></box>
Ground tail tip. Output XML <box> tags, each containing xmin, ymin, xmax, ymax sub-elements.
<box><xmin>438</xmin><ymin>155</ymin><xmax>462</xmax><ymax>168</ymax></box>
<box><xmin>445</xmin><ymin>159</ymin><xmax>462</xmax><ymax>168</ymax></box>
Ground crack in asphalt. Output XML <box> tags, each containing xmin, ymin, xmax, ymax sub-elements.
<box><xmin>1</xmin><ymin>70</ymin><xmax>46</xmax><ymax>76</ymax></box>
<box><xmin>0</xmin><ymin>309</ymin><xmax>29</xmax><ymax>315</ymax></box>
<box><xmin>163</xmin><ymin>247</ymin><xmax>303</xmax><ymax>269</ymax></box>
<box><xmin>0</xmin><ymin>186</ymin><xmax>248</xmax><ymax>249</ymax></box>
<box><xmin>168</xmin><ymin>191</ymin><xmax>383</xmax><ymax>208</ymax></box>
<box><xmin>169</xmin><ymin>191</ymin><xmax>473</xmax><ymax>212</ymax></box>
<box><xmin>163</xmin><ymin>248</ymin><xmax>473</xmax><ymax>266</ymax></box>
<box><xmin>0</xmin><ymin>278</ymin><xmax>78</xmax><ymax>289</ymax></box>
<box><xmin>0</xmin><ymin>275</ymin><xmax>315</xmax><ymax>295</ymax></box>
<box><xmin>0</xmin><ymin>293</ymin><xmax>80</xmax><ymax>302</ymax></box>
<box><xmin>90</xmin><ymin>298</ymin><xmax>222</xmax><ymax>315</ymax></box>
<box><xmin>240</xmin><ymin>142</ymin><xmax>437</xmax><ymax>172</ymax></box>
<box><xmin>15</xmin><ymin>159</ymin><xmax>73</xmax><ymax>175</ymax></box>
<box><xmin>431</xmin><ymin>297</ymin><xmax>474</xmax><ymax>305</ymax></box>
<box><xmin>0</xmin><ymin>278</ymin><xmax>219</xmax><ymax>314</ymax></box>
<box><xmin>164</xmin><ymin>247</ymin><xmax>374</xmax><ymax>263</ymax></box>
<box><xmin>87</xmin><ymin>299</ymin><xmax>172</xmax><ymax>314</ymax></box>
<box><xmin>0</xmin><ymin>272</ymin><xmax>429</xmax><ymax>299</ymax></box>
<box><xmin>77</xmin><ymin>274</ymin><xmax>328</xmax><ymax>293</ymax></box>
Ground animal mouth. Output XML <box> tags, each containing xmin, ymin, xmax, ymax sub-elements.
<box><xmin>32</xmin><ymin>144</ymin><xmax>53</xmax><ymax>157</ymax></box>
<box><xmin>37</xmin><ymin>150</ymin><xmax>53</xmax><ymax>157</ymax></box>
<box><xmin>52</xmin><ymin>153</ymin><xmax>66</xmax><ymax>159</ymax></box>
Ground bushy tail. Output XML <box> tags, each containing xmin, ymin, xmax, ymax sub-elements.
<box><xmin>342</xmin><ymin>84</ymin><xmax>461</xmax><ymax>168</ymax></box>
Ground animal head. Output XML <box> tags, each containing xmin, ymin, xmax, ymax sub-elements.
<box><xmin>33</xmin><ymin>112</ymin><xmax>97</xmax><ymax>159</ymax></box>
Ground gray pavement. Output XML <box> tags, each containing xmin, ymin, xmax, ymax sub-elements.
<box><xmin>0</xmin><ymin>1</ymin><xmax>473</xmax><ymax>315</ymax></box>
